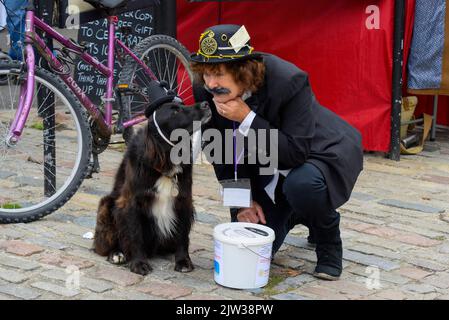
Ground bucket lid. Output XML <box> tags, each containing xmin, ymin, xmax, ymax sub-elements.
<box><xmin>214</xmin><ymin>222</ymin><xmax>275</xmax><ymax>246</ymax></box>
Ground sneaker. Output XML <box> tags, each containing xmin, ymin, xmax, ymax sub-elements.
<box><xmin>313</xmin><ymin>241</ymin><xmax>342</xmax><ymax>281</ymax></box>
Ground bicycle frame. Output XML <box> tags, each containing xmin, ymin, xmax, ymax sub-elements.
<box><xmin>8</xmin><ymin>8</ymin><xmax>158</xmax><ymax>144</ymax></box>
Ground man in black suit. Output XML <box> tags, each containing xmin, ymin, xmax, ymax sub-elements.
<box><xmin>191</xmin><ymin>24</ymin><xmax>363</xmax><ymax>280</ymax></box>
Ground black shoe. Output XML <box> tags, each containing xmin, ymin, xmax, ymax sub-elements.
<box><xmin>313</xmin><ymin>240</ymin><xmax>342</xmax><ymax>281</ymax></box>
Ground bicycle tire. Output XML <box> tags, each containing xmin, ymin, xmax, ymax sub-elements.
<box><xmin>0</xmin><ymin>63</ymin><xmax>92</xmax><ymax>223</ymax></box>
<box><xmin>118</xmin><ymin>35</ymin><xmax>194</xmax><ymax>141</ymax></box>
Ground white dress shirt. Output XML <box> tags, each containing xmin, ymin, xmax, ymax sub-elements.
<box><xmin>238</xmin><ymin>92</ymin><xmax>291</xmax><ymax>204</ymax></box>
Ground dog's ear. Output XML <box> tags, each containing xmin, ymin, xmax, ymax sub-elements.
<box><xmin>143</xmin><ymin>132</ymin><xmax>167</xmax><ymax>173</ymax></box>
<box><xmin>144</xmin><ymin>81</ymin><xmax>176</xmax><ymax>118</ymax></box>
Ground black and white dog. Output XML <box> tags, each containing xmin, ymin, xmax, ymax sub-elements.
<box><xmin>93</xmin><ymin>101</ymin><xmax>211</xmax><ymax>275</ymax></box>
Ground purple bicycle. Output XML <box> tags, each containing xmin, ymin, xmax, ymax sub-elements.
<box><xmin>0</xmin><ymin>0</ymin><xmax>194</xmax><ymax>222</ymax></box>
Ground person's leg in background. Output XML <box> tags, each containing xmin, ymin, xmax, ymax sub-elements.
<box><xmin>4</xmin><ymin>0</ymin><xmax>27</xmax><ymax>61</ymax></box>
<box><xmin>282</xmin><ymin>162</ymin><xmax>342</xmax><ymax>280</ymax></box>
<box><xmin>0</xmin><ymin>1</ymin><xmax>7</xmax><ymax>31</ymax></box>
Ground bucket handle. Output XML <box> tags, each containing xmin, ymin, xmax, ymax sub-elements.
<box><xmin>241</xmin><ymin>243</ymin><xmax>273</xmax><ymax>260</ymax></box>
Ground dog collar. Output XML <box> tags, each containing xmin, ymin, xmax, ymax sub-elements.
<box><xmin>152</xmin><ymin>111</ymin><xmax>176</xmax><ymax>147</ymax></box>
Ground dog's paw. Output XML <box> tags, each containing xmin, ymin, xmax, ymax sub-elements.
<box><xmin>130</xmin><ymin>259</ymin><xmax>153</xmax><ymax>275</ymax></box>
<box><xmin>107</xmin><ymin>252</ymin><xmax>127</xmax><ymax>265</ymax></box>
<box><xmin>175</xmin><ymin>258</ymin><xmax>194</xmax><ymax>273</ymax></box>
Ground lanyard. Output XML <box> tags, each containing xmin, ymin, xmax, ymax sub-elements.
<box><xmin>233</xmin><ymin>121</ymin><xmax>245</xmax><ymax>181</ymax></box>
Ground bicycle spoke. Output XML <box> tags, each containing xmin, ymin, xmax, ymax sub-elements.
<box><xmin>0</xmin><ymin>65</ymin><xmax>88</xmax><ymax>219</ymax></box>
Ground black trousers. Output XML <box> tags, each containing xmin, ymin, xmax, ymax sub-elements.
<box><xmin>231</xmin><ymin>163</ymin><xmax>341</xmax><ymax>254</ymax></box>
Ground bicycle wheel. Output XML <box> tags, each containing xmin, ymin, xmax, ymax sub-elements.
<box><xmin>0</xmin><ymin>63</ymin><xmax>92</xmax><ymax>223</ymax></box>
<box><xmin>119</xmin><ymin>35</ymin><xmax>195</xmax><ymax>121</ymax></box>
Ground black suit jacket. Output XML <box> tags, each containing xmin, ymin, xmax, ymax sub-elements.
<box><xmin>194</xmin><ymin>53</ymin><xmax>363</xmax><ymax>209</ymax></box>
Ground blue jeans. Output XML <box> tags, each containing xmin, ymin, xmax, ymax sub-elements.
<box><xmin>5</xmin><ymin>0</ymin><xmax>27</xmax><ymax>61</ymax></box>
<box><xmin>234</xmin><ymin>163</ymin><xmax>341</xmax><ymax>255</ymax></box>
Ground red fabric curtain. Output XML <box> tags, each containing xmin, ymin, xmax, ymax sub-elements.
<box><xmin>177</xmin><ymin>0</ymin><xmax>415</xmax><ymax>152</ymax></box>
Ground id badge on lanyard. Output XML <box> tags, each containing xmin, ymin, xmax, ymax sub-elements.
<box><xmin>219</xmin><ymin>122</ymin><xmax>252</xmax><ymax>208</ymax></box>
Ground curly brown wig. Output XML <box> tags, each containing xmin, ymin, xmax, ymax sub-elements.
<box><xmin>191</xmin><ymin>59</ymin><xmax>266</xmax><ymax>93</ymax></box>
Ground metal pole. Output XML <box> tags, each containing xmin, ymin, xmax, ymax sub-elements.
<box><xmin>154</xmin><ymin>0</ymin><xmax>176</xmax><ymax>37</ymax></box>
<box><xmin>389</xmin><ymin>0</ymin><xmax>405</xmax><ymax>161</ymax></box>
<box><xmin>430</xmin><ymin>94</ymin><xmax>438</xmax><ymax>141</ymax></box>
<box><xmin>36</xmin><ymin>0</ymin><xmax>56</xmax><ymax>196</ymax></box>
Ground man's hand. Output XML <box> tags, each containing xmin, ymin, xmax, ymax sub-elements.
<box><xmin>236</xmin><ymin>201</ymin><xmax>266</xmax><ymax>224</ymax></box>
<box><xmin>214</xmin><ymin>97</ymin><xmax>251</xmax><ymax>122</ymax></box>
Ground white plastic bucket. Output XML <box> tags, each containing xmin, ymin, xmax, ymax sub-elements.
<box><xmin>213</xmin><ymin>222</ymin><xmax>275</xmax><ymax>289</ymax></box>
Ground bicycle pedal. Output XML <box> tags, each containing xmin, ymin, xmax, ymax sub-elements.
<box><xmin>116</xmin><ymin>84</ymin><xmax>141</xmax><ymax>95</ymax></box>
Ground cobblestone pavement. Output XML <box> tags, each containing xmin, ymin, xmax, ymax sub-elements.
<box><xmin>1</xmin><ymin>129</ymin><xmax>449</xmax><ymax>301</ymax></box>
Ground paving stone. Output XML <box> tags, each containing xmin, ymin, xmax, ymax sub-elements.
<box><xmin>0</xmin><ymin>284</ymin><xmax>41</xmax><ymax>299</ymax></box>
<box><xmin>212</xmin><ymin>288</ymin><xmax>264</xmax><ymax>300</ymax></box>
<box><xmin>23</xmin><ymin>237</ymin><xmax>68</xmax><ymax>250</ymax></box>
<box><xmin>0</xmin><ymin>267</ymin><xmax>29</xmax><ymax>283</ymax></box>
<box><xmin>340</xmin><ymin>211</ymin><xmax>386</xmax><ymax>225</ymax></box>
<box><xmin>272</xmin><ymin>256</ymin><xmax>305</xmax><ymax>269</ymax></box>
<box><xmin>30</xmin><ymin>282</ymin><xmax>80</xmax><ymax>297</ymax></box>
<box><xmin>193</xmin><ymin>256</ymin><xmax>214</xmax><ymax>270</ymax></box>
<box><xmin>342</xmin><ymin>221</ymin><xmax>377</xmax><ymax>232</ymax></box>
<box><xmin>183</xmin><ymin>294</ymin><xmax>224</xmax><ymax>300</ymax></box>
<box><xmin>91</xmin><ymin>266</ymin><xmax>143</xmax><ymax>287</ymax></box>
<box><xmin>0</xmin><ymin>228</ymin><xmax>25</xmax><ymax>239</ymax></box>
<box><xmin>402</xmin><ymin>283</ymin><xmax>436</xmax><ymax>294</ymax></box>
<box><xmin>189</xmin><ymin>243</ymin><xmax>207</xmax><ymax>254</ymax></box>
<box><xmin>361</xmin><ymin>226</ymin><xmax>442</xmax><ymax>247</ymax></box>
<box><xmin>62</xmin><ymin>236</ymin><xmax>93</xmax><ymax>250</ymax></box>
<box><xmin>343</xmin><ymin>249</ymin><xmax>400</xmax><ymax>271</ymax></box>
<box><xmin>420</xmin><ymin>174</ymin><xmax>449</xmax><ymax>185</ymax></box>
<box><xmin>47</xmin><ymin>213</ymin><xmax>77</xmax><ymax>223</ymax></box>
<box><xmin>395</xmin><ymin>267</ymin><xmax>433</xmax><ymax>280</ymax></box>
<box><xmin>346</xmin><ymin>265</ymin><xmax>409</xmax><ymax>286</ymax></box>
<box><xmin>0</xmin><ymin>171</ymin><xmax>16</xmax><ymax>179</ymax></box>
<box><xmin>50</xmin><ymin>222</ymin><xmax>92</xmax><ymax>237</ymax></box>
<box><xmin>438</xmin><ymin>244</ymin><xmax>449</xmax><ymax>254</ymax></box>
<box><xmin>423</xmin><ymin>273</ymin><xmax>449</xmax><ymax>289</ymax></box>
<box><xmin>284</xmin><ymin>235</ymin><xmax>315</xmax><ymax>250</ymax></box>
<box><xmin>348</xmin><ymin>244</ymin><xmax>402</xmax><ymax>261</ymax></box>
<box><xmin>196</xmin><ymin>211</ymin><xmax>221</xmax><ymax>225</ymax></box>
<box><xmin>387</xmin><ymin>223</ymin><xmax>445</xmax><ymax>239</ymax></box>
<box><xmin>353</xmin><ymin>234</ymin><xmax>408</xmax><ymax>251</ymax></box>
<box><xmin>300</xmin><ymin>286</ymin><xmax>347</xmax><ymax>300</ymax></box>
<box><xmin>70</xmin><ymin>193</ymin><xmax>101</xmax><ymax>210</ymax></box>
<box><xmin>350</xmin><ymin>192</ymin><xmax>377</xmax><ymax>201</ymax></box>
<box><xmin>73</xmin><ymin>216</ymin><xmax>96</xmax><ymax>229</ymax></box>
<box><xmin>405</xmin><ymin>258</ymin><xmax>447</xmax><ymax>272</ymax></box>
<box><xmin>273</xmin><ymin>273</ymin><xmax>316</xmax><ymax>292</ymax></box>
<box><xmin>0</xmin><ymin>253</ymin><xmax>41</xmax><ymax>271</ymax></box>
<box><xmin>287</xmin><ymin>248</ymin><xmax>317</xmax><ymax>263</ymax></box>
<box><xmin>80</xmin><ymin>186</ymin><xmax>108</xmax><ymax>197</ymax></box>
<box><xmin>102</xmin><ymin>290</ymin><xmax>159</xmax><ymax>300</ymax></box>
<box><xmin>378</xmin><ymin>199</ymin><xmax>445</xmax><ymax>214</ymax></box>
<box><xmin>271</xmin><ymin>292</ymin><xmax>310</xmax><ymax>300</ymax></box>
<box><xmin>40</xmin><ymin>268</ymin><xmax>114</xmax><ymax>293</ymax></box>
<box><xmin>0</xmin><ymin>293</ymin><xmax>14</xmax><ymax>300</ymax></box>
<box><xmin>0</xmin><ymin>240</ymin><xmax>45</xmax><ymax>256</ymax></box>
<box><xmin>373</xmin><ymin>289</ymin><xmax>406</xmax><ymax>300</ymax></box>
<box><xmin>38</xmin><ymin>252</ymin><xmax>95</xmax><ymax>269</ymax></box>
<box><xmin>323</xmin><ymin>280</ymin><xmax>373</xmax><ymax>296</ymax></box>
<box><xmin>135</xmin><ymin>281</ymin><xmax>193</xmax><ymax>299</ymax></box>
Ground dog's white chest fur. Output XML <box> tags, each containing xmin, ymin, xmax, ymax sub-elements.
<box><xmin>152</xmin><ymin>168</ymin><xmax>181</xmax><ymax>238</ymax></box>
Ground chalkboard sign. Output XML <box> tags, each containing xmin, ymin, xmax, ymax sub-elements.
<box><xmin>58</xmin><ymin>0</ymin><xmax>160</xmax><ymax>27</ymax></box>
<box><xmin>74</xmin><ymin>7</ymin><xmax>155</xmax><ymax>106</ymax></box>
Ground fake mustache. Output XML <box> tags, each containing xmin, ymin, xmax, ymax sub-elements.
<box><xmin>204</xmin><ymin>85</ymin><xmax>231</xmax><ymax>95</ymax></box>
